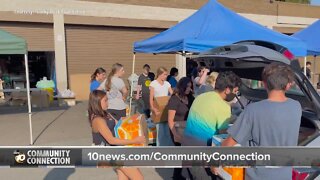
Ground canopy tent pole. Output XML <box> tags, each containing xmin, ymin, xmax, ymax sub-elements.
<box><xmin>129</xmin><ymin>53</ymin><xmax>136</xmax><ymax>115</ymax></box>
<box><xmin>314</xmin><ymin>55</ymin><xmax>317</xmax><ymax>86</ymax></box>
<box><xmin>24</xmin><ymin>53</ymin><xmax>33</xmax><ymax>145</ymax></box>
<box><xmin>304</xmin><ymin>57</ymin><xmax>307</xmax><ymax>76</ymax></box>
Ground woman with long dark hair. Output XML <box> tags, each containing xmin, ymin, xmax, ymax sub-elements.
<box><xmin>167</xmin><ymin>77</ymin><xmax>194</xmax><ymax>180</ymax></box>
<box><xmin>106</xmin><ymin>63</ymin><xmax>128</xmax><ymax>120</ymax></box>
<box><xmin>167</xmin><ymin>67</ymin><xmax>179</xmax><ymax>88</ymax></box>
<box><xmin>90</xmin><ymin>67</ymin><xmax>106</xmax><ymax>92</ymax></box>
<box><xmin>88</xmin><ymin>90</ymin><xmax>145</xmax><ymax>180</ymax></box>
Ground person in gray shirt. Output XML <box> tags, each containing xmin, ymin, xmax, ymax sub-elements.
<box><xmin>136</xmin><ymin>64</ymin><xmax>155</xmax><ymax>118</ymax></box>
<box><xmin>197</xmin><ymin>71</ymin><xmax>218</xmax><ymax>95</ymax></box>
<box><xmin>106</xmin><ymin>63</ymin><xmax>128</xmax><ymax>120</ymax></box>
<box><xmin>213</xmin><ymin>63</ymin><xmax>302</xmax><ymax>180</ymax></box>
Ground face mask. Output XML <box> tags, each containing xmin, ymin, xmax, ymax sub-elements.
<box><xmin>225</xmin><ymin>92</ymin><xmax>236</xmax><ymax>102</ymax></box>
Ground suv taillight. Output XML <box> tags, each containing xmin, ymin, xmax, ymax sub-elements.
<box><xmin>283</xmin><ymin>50</ymin><xmax>294</xmax><ymax>60</ymax></box>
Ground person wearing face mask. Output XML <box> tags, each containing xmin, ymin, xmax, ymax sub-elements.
<box><xmin>182</xmin><ymin>71</ymin><xmax>241</xmax><ymax>179</ymax></box>
<box><xmin>184</xmin><ymin>71</ymin><xmax>241</xmax><ymax>145</ymax></box>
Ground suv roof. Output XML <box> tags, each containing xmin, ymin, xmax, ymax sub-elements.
<box><xmin>192</xmin><ymin>43</ymin><xmax>291</xmax><ymax>64</ymax></box>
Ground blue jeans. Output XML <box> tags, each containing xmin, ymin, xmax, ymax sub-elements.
<box><xmin>156</xmin><ymin>122</ymin><xmax>174</xmax><ymax>146</ymax></box>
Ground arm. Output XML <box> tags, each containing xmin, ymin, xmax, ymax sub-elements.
<box><xmin>168</xmin><ymin>87</ymin><xmax>173</xmax><ymax>95</ymax></box>
<box><xmin>197</xmin><ymin>69</ymin><xmax>209</xmax><ymax>85</ymax></box>
<box><xmin>135</xmin><ymin>77</ymin><xmax>142</xmax><ymax>100</ymax></box>
<box><xmin>168</xmin><ymin>110</ymin><xmax>182</xmax><ymax>142</ymax></box>
<box><xmin>117</xmin><ymin>79</ymin><xmax>127</xmax><ymax>99</ymax></box>
<box><xmin>149</xmin><ymin>86</ymin><xmax>159</xmax><ymax>114</ymax></box>
<box><xmin>221</xmin><ymin>136</ymin><xmax>238</xmax><ymax>146</ymax></box>
<box><xmin>135</xmin><ymin>85</ymin><xmax>141</xmax><ymax>100</ymax></box>
<box><xmin>120</xmin><ymin>86</ymin><xmax>128</xmax><ymax>100</ymax></box>
<box><xmin>93</xmin><ymin>117</ymin><xmax>145</xmax><ymax>145</ymax></box>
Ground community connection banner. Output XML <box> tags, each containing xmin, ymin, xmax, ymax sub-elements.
<box><xmin>1</xmin><ymin>147</ymin><xmax>320</xmax><ymax>167</ymax></box>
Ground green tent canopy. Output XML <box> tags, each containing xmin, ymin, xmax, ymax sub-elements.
<box><xmin>0</xmin><ymin>29</ymin><xmax>27</xmax><ymax>54</ymax></box>
<box><xmin>0</xmin><ymin>28</ymin><xmax>32</xmax><ymax>145</ymax></box>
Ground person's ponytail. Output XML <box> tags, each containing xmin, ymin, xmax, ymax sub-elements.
<box><xmin>91</xmin><ymin>67</ymin><xmax>106</xmax><ymax>82</ymax></box>
<box><xmin>106</xmin><ymin>63</ymin><xmax>123</xmax><ymax>91</ymax></box>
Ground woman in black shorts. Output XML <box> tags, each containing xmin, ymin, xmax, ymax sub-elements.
<box><xmin>88</xmin><ymin>90</ymin><xmax>145</xmax><ymax>180</ymax></box>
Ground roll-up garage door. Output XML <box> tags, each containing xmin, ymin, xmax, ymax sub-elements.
<box><xmin>65</xmin><ymin>25</ymin><xmax>175</xmax><ymax>100</ymax></box>
<box><xmin>0</xmin><ymin>22</ymin><xmax>54</xmax><ymax>51</ymax></box>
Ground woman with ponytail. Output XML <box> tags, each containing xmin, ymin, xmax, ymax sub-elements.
<box><xmin>106</xmin><ymin>63</ymin><xmax>128</xmax><ymax>120</ymax></box>
<box><xmin>90</xmin><ymin>67</ymin><xmax>106</xmax><ymax>92</ymax></box>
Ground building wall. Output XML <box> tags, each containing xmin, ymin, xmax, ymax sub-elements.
<box><xmin>0</xmin><ymin>22</ymin><xmax>54</xmax><ymax>51</ymax></box>
<box><xmin>0</xmin><ymin>0</ymin><xmax>319</xmax><ymax>99</ymax></box>
<box><xmin>65</xmin><ymin>25</ymin><xmax>175</xmax><ymax>100</ymax></box>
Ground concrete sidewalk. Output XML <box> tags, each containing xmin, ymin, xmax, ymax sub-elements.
<box><xmin>0</xmin><ymin>102</ymin><xmax>178</xmax><ymax>180</ymax></box>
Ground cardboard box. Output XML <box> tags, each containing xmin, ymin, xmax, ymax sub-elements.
<box><xmin>31</xmin><ymin>90</ymin><xmax>50</xmax><ymax>108</ymax></box>
<box><xmin>216</xmin><ymin>167</ymin><xmax>244</xmax><ymax>180</ymax></box>
<box><xmin>212</xmin><ymin>134</ymin><xmax>244</xmax><ymax>180</ymax></box>
<box><xmin>10</xmin><ymin>91</ymin><xmax>27</xmax><ymax>106</ymax></box>
<box><xmin>151</xmin><ymin>96</ymin><xmax>170</xmax><ymax>123</ymax></box>
<box><xmin>114</xmin><ymin>114</ymin><xmax>148</xmax><ymax>146</ymax></box>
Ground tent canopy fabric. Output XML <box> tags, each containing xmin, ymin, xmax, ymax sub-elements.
<box><xmin>0</xmin><ymin>29</ymin><xmax>27</xmax><ymax>54</ymax></box>
<box><xmin>134</xmin><ymin>0</ymin><xmax>307</xmax><ymax>57</ymax></box>
<box><xmin>292</xmin><ymin>20</ymin><xmax>320</xmax><ymax>56</ymax></box>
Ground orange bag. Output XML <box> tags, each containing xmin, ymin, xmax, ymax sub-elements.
<box><xmin>114</xmin><ymin>114</ymin><xmax>148</xmax><ymax>146</ymax></box>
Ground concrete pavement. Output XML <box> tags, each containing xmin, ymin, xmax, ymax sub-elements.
<box><xmin>0</xmin><ymin>101</ymin><xmax>179</xmax><ymax>180</ymax></box>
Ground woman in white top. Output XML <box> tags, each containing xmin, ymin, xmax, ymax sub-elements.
<box><xmin>106</xmin><ymin>63</ymin><xmax>128</xmax><ymax>120</ymax></box>
<box><xmin>149</xmin><ymin>67</ymin><xmax>174</xmax><ymax>146</ymax></box>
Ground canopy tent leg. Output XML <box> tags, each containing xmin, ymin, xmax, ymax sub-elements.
<box><xmin>304</xmin><ymin>57</ymin><xmax>307</xmax><ymax>76</ymax></box>
<box><xmin>24</xmin><ymin>53</ymin><xmax>33</xmax><ymax>145</ymax></box>
<box><xmin>314</xmin><ymin>55</ymin><xmax>317</xmax><ymax>86</ymax></box>
<box><xmin>129</xmin><ymin>53</ymin><xmax>136</xmax><ymax>115</ymax></box>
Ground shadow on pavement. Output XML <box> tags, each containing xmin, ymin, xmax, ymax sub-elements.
<box><xmin>32</xmin><ymin>109</ymin><xmax>68</xmax><ymax>144</ymax></box>
<box><xmin>44</xmin><ymin>168</ymin><xmax>76</xmax><ymax>180</ymax></box>
<box><xmin>0</xmin><ymin>105</ymin><xmax>70</xmax><ymax>115</ymax></box>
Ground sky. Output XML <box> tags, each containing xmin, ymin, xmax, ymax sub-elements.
<box><xmin>311</xmin><ymin>0</ymin><xmax>320</xmax><ymax>5</ymax></box>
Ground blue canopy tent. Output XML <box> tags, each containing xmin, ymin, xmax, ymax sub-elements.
<box><xmin>292</xmin><ymin>20</ymin><xmax>320</xmax><ymax>82</ymax></box>
<box><xmin>293</xmin><ymin>20</ymin><xmax>320</xmax><ymax>56</ymax></box>
<box><xmin>134</xmin><ymin>0</ymin><xmax>306</xmax><ymax>56</ymax></box>
<box><xmin>129</xmin><ymin>0</ymin><xmax>307</xmax><ymax>112</ymax></box>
